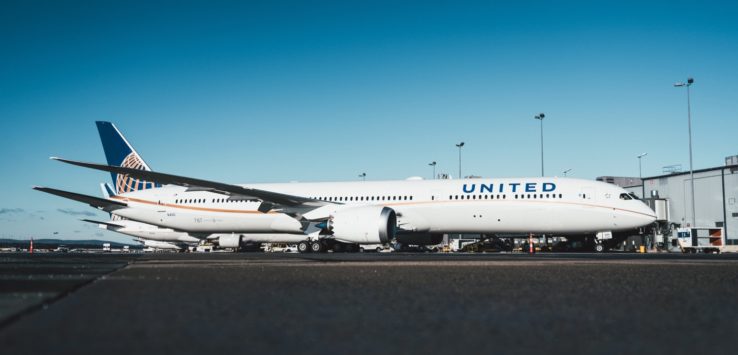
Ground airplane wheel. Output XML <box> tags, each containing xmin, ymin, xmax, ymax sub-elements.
<box><xmin>298</xmin><ymin>241</ymin><xmax>311</xmax><ymax>253</ymax></box>
<box><xmin>310</xmin><ymin>241</ymin><xmax>324</xmax><ymax>253</ymax></box>
<box><xmin>594</xmin><ymin>244</ymin><xmax>606</xmax><ymax>253</ymax></box>
<box><xmin>332</xmin><ymin>243</ymin><xmax>344</xmax><ymax>253</ymax></box>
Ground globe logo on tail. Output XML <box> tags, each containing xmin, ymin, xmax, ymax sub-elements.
<box><xmin>116</xmin><ymin>152</ymin><xmax>155</xmax><ymax>193</ymax></box>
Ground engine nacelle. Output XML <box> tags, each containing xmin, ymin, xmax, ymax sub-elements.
<box><xmin>329</xmin><ymin>206</ymin><xmax>397</xmax><ymax>244</ymax></box>
<box><xmin>217</xmin><ymin>234</ymin><xmax>242</xmax><ymax>248</ymax></box>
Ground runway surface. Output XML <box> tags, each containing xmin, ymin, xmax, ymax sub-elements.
<box><xmin>1</xmin><ymin>252</ymin><xmax>738</xmax><ymax>355</ymax></box>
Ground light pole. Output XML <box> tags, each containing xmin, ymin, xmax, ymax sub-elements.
<box><xmin>534</xmin><ymin>113</ymin><xmax>545</xmax><ymax>176</ymax></box>
<box><xmin>359</xmin><ymin>172</ymin><xmax>366</xmax><ymax>181</ymax></box>
<box><xmin>428</xmin><ymin>161</ymin><xmax>437</xmax><ymax>180</ymax></box>
<box><xmin>674</xmin><ymin>77</ymin><xmax>696</xmax><ymax>226</ymax></box>
<box><xmin>455</xmin><ymin>142</ymin><xmax>464</xmax><ymax>179</ymax></box>
<box><xmin>563</xmin><ymin>168</ymin><xmax>572</xmax><ymax>177</ymax></box>
<box><xmin>637</xmin><ymin>152</ymin><xmax>648</xmax><ymax>198</ymax></box>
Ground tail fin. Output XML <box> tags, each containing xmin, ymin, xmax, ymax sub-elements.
<box><xmin>96</xmin><ymin>121</ymin><xmax>159</xmax><ymax>194</ymax></box>
<box><xmin>100</xmin><ymin>182</ymin><xmax>116</xmax><ymax>198</ymax></box>
<box><xmin>100</xmin><ymin>183</ymin><xmax>117</xmax><ymax>219</ymax></box>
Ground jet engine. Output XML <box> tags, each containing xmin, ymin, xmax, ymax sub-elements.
<box><xmin>217</xmin><ymin>234</ymin><xmax>242</xmax><ymax>248</ymax></box>
<box><xmin>329</xmin><ymin>206</ymin><xmax>397</xmax><ymax>244</ymax></box>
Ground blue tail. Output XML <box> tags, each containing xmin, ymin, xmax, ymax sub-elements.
<box><xmin>96</xmin><ymin>121</ymin><xmax>159</xmax><ymax>194</ymax></box>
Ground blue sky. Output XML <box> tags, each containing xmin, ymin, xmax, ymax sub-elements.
<box><xmin>1</xmin><ymin>0</ymin><xmax>737</xmax><ymax>242</ymax></box>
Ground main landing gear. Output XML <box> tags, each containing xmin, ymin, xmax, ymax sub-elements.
<box><xmin>297</xmin><ymin>240</ymin><xmax>359</xmax><ymax>253</ymax></box>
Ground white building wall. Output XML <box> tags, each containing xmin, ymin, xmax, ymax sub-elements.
<box><xmin>626</xmin><ymin>167</ymin><xmax>738</xmax><ymax>243</ymax></box>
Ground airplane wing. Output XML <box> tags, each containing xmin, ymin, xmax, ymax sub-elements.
<box><xmin>50</xmin><ymin>157</ymin><xmax>334</xmax><ymax>211</ymax></box>
<box><xmin>80</xmin><ymin>218</ymin><xmax>126</xmax><ymax>228</ymax></box>
<box><xmin>33</xmin><ymin>186</ymin><xmax>128</xmax><ymax>212</ymax></box>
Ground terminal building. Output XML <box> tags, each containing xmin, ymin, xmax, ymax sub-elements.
<box><xmin>598</xmin><ymin>155</ymin><xmax>738</xmax><ymax>246</ymax></box>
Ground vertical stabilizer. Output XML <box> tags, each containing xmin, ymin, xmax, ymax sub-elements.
<box><xmin>95</xmin><ymin>121</ymin><xmax>159</xmax><ymax>194</ymax></box>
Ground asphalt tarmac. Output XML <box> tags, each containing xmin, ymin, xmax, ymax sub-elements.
<box><xmin>1</xmin><ymin>252</ymin><xmax>738</xmax><ymax>355</ymax></box>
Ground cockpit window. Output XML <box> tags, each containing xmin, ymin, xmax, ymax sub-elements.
<box><xmin>628</xmin><ymin>193</ymin><xmax>640</xmax><ymax>200</ymax></box>
<box><xmin>619</xmin><ymin>193</ymin><xmax>632</xmax><ymax>200</ymax></box>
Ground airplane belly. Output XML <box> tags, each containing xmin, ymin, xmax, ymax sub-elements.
<box><xmin>114</xmin><ymin>206</ymin><xmax>291</xmax><ymax>233</ymax></box>
<box><xmin>172</xmin><ymin>211</ymin><xmax>282</xmax><ymax>233</ymax></box>
<box><xmin>238</xmin><ymin>233</ymin><xmax>307</xmax><ymax>243</ymax></box>
<box><xmin>414</xmin><ymin>201</ymin><xmax>616</xmax><ymax>234</ymax></box>
<box><xmin>494</xmin><ymin>203</ymin><xmax>614</xmax><ymax>233</ymax></box>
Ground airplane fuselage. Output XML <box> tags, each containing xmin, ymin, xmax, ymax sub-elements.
<box><xmin>109</xmin><ymin>177</ymin><xmax>656</xmax><ymax>236</ymax></box>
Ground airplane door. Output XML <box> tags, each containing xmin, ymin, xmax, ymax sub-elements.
<box><xmin>581</xmin><ymin>187</ymin><xmax>595</xmax><ymax>201</ymax></box>
<box><xmin>430</xmin><ymin>189</ymin><xmax>443</xmax><ymax>202</ymax></box>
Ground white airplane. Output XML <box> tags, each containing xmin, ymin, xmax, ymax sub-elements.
<box><xmin>77</xmin><ymin>122</ymin><xmax>333</xmax><ymax>250</ymax></box>
<box><xmin>36</xmin><ymin>122</ymin><xmax>657</xmax><ymax>253</ymax></box>
<box><xmin>135</xmin><ymin>238</ymin><xmax>188</xmax><ymax>251</ymax></box>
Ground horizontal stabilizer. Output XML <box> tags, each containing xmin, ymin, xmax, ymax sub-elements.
<box><xmin>80</xmin><ymin>218</ymin><xmax>125</xmax><ymax>228</ymax></box>
<box><xmin>51</xmin><ymin>157</ymin><xmax>331</xmax><ymax>209</ymax></box>
<box><xmin>33</xmin><ymin>186</ymin><xmax>128</xmax><ymax>212</ymax></box>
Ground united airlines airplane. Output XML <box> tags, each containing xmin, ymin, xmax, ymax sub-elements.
<box><xmin>36</xmin><ymin>122</ymin><xmax>656</xmax><ymax>252</ymax></box>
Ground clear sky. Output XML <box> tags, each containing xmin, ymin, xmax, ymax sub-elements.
<box><xmin>1</xmin><ymin>0</ymin><xmax>737</xmax><ymax>242</ymax></box>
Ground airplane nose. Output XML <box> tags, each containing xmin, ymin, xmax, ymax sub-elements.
<box><xmin>640</xmin><ymin>204</ymin><xmax>657</xmax><ymax>224</ymax></box>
